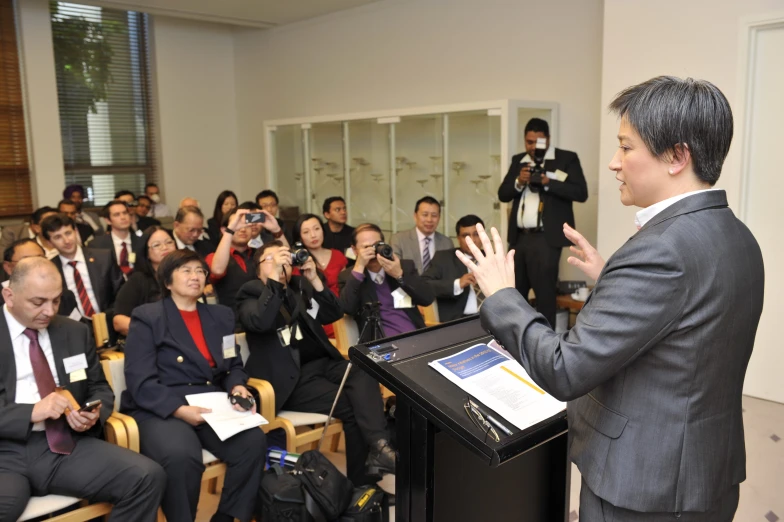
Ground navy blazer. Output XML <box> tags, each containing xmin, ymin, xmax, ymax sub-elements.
<box><xmin>120</xmin><ymin>298</ymin><xmax>247</xmax><ymax>421</ymax></box>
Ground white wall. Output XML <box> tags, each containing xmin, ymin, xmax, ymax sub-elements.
<box><xmin>233</xmin><ymin>0</ymin><xmax>604</xmax><ymax>281</ymax></box>
<box><xmin>596</xmin><ymin>0</ymin><xmax>783</xmax><ymax>259</ymax></box>
<box><xmin>151</xmin><ymin>15</ymin><xmax>240</xmax><ymax>212</ymax></box>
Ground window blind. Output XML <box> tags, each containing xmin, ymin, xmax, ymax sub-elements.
<box><xmin>0</xmin><ymin>0</ymin><xmax>33</xmax><ymax>217</ymax></box>
<box><xmin>51</xmin><ymin>2</ymin><xmax>156</xmax><ymax>207</ymax></box>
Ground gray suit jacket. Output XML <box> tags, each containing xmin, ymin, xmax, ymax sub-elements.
<box><xmin>0</xmin><ymin>223</ymin><xmax>32</xmax><ymax>254</ymax></box>
<box><xmin>390</xmin><ymin>228</ymin><xmax>453</xmax><ymax>274</ymax></box>
<box><xmin>481</xmin><ymin>190</ymin><xmax>764</xmax><ymax>513</ymax></box>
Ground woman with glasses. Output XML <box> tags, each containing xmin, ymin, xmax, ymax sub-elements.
<box><xmin>207</xmin><ymin>190</ymin><xmax>238</xmax><ymax>248</ymax></box>
<box><xmin>293</xmin><ymin>213</ymin><xmax>347</xmax><ymax>338</ymax></box>
<box><xmin>113</xmin><ymin>226</ymin><xmax>177</xmax><ymax>336</ymax></box>
<box><xmin>122</xmin><ymin>249</ymin><xmax>266</xmax><ymax>522</ymax></box>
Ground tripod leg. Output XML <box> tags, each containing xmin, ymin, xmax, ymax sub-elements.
<box><xmin>317</xmin><ymin>362</ymin><xmax>352</xmax><ymax>451</ymax></box>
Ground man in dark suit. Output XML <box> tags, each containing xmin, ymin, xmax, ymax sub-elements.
<box><xmin>0</xmin><ymin>257</ymin><xmax>165</xmax><ymax>521</ymax></box>
<box><xmin>422</xmin><ymin>215</ymin><xmax>485</xmax><ymax>322</ymax></box>
<box><xmin>88</xmin><ymin>201</ymin><xmax>144</xmax><ymax>277</ymax></box>
<box><xmin>172</xmin><ymin>205</ymin><xmax>215</xmax><ymax>258</ymax></box>
<box><xmin>1</xmin><ymin>239</ymin><xmax>78</xmax><ymax>318</ymax></box>
<box><xmin>498</xmin><ymin>118</ymin><xmax>588</xmax><ymax>327</ymax></box>
<box><xmin>237</xmin><ymin>240</ymin><xmax>393</xmax><ymax>485</ymax></box>
<box><xmin>40</xmin><ymin>214</ymin><xmax>124</xmax><ymax>322</ymax></box>
<box><xmin>57</xmin><ymin>200</ymin><xmax>95</xmax><ymax>246</ymax></box>
<box><xmin>464</xmin><ymin>77</ymin><xmax>760</xmax><ymax>521</ymax></box>
<box><xmin>339</xmin><ymin>223</ymin><xmax>434</xmax><ymax>341</ymax></box>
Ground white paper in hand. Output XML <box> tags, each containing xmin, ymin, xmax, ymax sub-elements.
<box><xmin>186</xmin><ymin>392</ymin><xmax>268</xmax><ymax>441</ymax></box>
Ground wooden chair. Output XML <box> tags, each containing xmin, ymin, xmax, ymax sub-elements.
<box><xmin>16</xmin><ymin>362</ymin><xmax>132</xmax><ymax>522</ymax></box>
<box><xmin>418</xmin><ymin>302</ymin><xmax>440</xmax><ymax>327</ymax></box>
<box><xmin>236</xmin><ymin>333</ymin><xmax>343</xmax><ymax>453</ymax></box>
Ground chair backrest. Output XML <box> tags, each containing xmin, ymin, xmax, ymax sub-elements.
<box><xmin>92</xmin><ymin>312</ymin><xmax>110</xmax><ymax>348</ymax></box>
<box><xmin>236</xmin><ymin>332</ymin><xmax>250</xmax><ymax>365</ymax></box>
<box><xmin>101</xmin><ymin>358</ymin><xmax>126</xmax><ymax>413</ymax></box>
<box><xmin>418</xmin><ymin>302</ymin><xmax>440</xmax><ymax>326</ymax></box>
<box><xmin>333</xmin><ymin>315</ymin><xmax>359</xmax><ymax>357</ymax></box>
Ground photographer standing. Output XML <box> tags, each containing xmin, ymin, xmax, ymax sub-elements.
<box><xmin>236</xmin><ymin>241</ymin><xmax>395</xmax><ymax>486</ymax></box>
<box><xmin>498</xmin><ymin>118</ymin><xmax>588</xmax><ymax>326</ymax></box>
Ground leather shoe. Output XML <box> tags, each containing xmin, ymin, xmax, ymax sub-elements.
<box><xmin>365</xmin><ymin>438</ymin><xmax>396</xmax><ymax>480</ymax></box>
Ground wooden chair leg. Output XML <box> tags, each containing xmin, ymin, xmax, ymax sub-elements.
<box><xmin>207</xmin><ymin>476</ymin><xmax>219</xmax><ymax>494</ymax></box>
<box><xmin>330</xmin><ymin>432</ymin><xmax>341</xmax><ymax>452</ymax></box>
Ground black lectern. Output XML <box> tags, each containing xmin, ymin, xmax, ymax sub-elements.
<box><xmin>349</xmin><ymin>317</ymin><xmax>570</xmax><ymax>522</ymax></box>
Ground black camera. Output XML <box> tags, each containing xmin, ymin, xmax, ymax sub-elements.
<box><xmin>373</xmin><ymin>241</ymin><xmax>394</xmax><ymax>261</ymax></box>
<box><xmin>290</xmin><ymin>242</ymin><xmax>310</xmax><ymax>266</ymax></box>
<box><xmin>527</xmin><ymin>138</ymin><xmax>548</xmax><ymax>191</ymax></box>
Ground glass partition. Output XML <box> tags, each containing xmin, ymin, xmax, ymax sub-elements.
<box><xmin>309</xmin><ymin>122</ymin><xmax>345</xmax><ymax>215</ymax></box>
<box><xmin>272</xmin><ymin>124</ymin><xmax>307</xmax><ymax>216</ymax></box>
<box><xmin>346</xmin><ymin>120</ymin><xmax>392</xmax><ymax>233</ymax></box>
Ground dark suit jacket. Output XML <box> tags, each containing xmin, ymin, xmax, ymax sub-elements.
<box><xmin>88</xmin><ymin>233</ymin><xmax>144</xmax><ymax>270</ymax></box>
<box><xmin>0</xmin><ymin>287</ymin><xmax>79</xmax><ymax>318</ymax></box>
<box><xmin>498</xmin><ymin>148</ymin><xmax>588</xmax><ymax>248</ymax></box>
<box><xmin>0</xmin><ymin>314</ymin><xmax>114</xmax><ymax>443</ymax></box>
<box><xmin>481</xmin><ymin>190</ymin><xmax>763</xmax><ymax>512</ymax></box>
<box><xmin>136</xmin><ymin>216</ymin><xmax>161</xmax><ymax>233</ymax></box>
<box><xmin>52</xmin><ymin>247</ymin><xmax>124</xmax><ymax>314</ymax></box>
<box><xmin>337</xmin><ymin>260</ymin><xmax>434</xmax><ymax>337</ymax></box>
<box><xmin>76</xmin><ymin>223</ymin><xmax>94</xmax><ymax>246</ymax></box>
<box><xmin>120</xmin><ymin>298</ymin><xmax>247</xmax><ymax>421</ymax></box>
<box><xmin>236</xmin><ymin>277</ymin><xmax>344</xmax><ymax>413</ymax></box>
<box><xmin>421</xmin><ymin>248</ymin><xmax>474</xmax><ymax>322</ymax></box>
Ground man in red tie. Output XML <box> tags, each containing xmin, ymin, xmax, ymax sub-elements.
<box><xmin>0</xmin><ymin>257</ymin><xmax>164</xmax><ymax>521</ymax></box>
<box><xmin>88</xmin><ymin>201</ymin><xmax>143</xmax><ymax>278</ymax></box>
<box><xmin>39</xmin><ymin>215</ymin><xmax>124</xmax><ymax>324</ymax></box>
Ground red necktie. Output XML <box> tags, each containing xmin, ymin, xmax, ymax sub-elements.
<box><xmin>24</xmin><ymin>328</ymin><xmax>75</xmax><ymax>455</ymax></box>
<box><xmin>119</xmin><ymin>243</ymin><xmax>132</xmax><ymax>275</ymax></box>
<box><xmin>68</xmin><ymin>261</ymin><xmax>96</xmax><ymax>318</ymax></box>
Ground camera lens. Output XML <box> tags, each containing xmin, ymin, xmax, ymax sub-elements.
<box><xmin>374</xmin><ymin>242</ymin><xmax>394</xmax><ymax>261</ymax></box>
<box><xmin>290</xmin><ymin>242</ymin><xmax>310</xmax><ymax>266</ymax></box>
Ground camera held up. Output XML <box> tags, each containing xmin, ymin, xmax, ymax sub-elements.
<box><xmin>527</xmin><ymin>137</ymin><xmax>548</xmax><ymax>192</ymax></box>
<box><xmin>290</xmin><ymin>242</ymin><xmax>310</xmax><ymax>266</ymax></box>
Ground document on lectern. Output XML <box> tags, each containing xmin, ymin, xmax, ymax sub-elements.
<box><xmin>429</xmin><ymin>343</ymin><xmax>565</xmax><ymax>431</ymax></box>
<box><xmin>186</xmin><ymin>392</ymin><xmax>268</xmax><ymax>441</ymax></box>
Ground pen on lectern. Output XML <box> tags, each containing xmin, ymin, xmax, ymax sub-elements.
<box><xmin>470</xmin><ymin>400</ymin><xmax>513</xmax><ymax>437</ymax></box>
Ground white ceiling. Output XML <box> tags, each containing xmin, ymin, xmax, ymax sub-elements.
<box><xmin>77</xmin><ymin>0</ymin><xmax>381</xmax><ymax>28</ymax></box>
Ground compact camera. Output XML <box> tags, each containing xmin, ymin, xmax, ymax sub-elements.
<box><xmin>290</xmin><ymin>242</ymin><xmax>310</xmax><ymax>266</ymax></box>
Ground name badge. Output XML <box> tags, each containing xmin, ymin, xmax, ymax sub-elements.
<box><xmin>128</xmin><ymin>252</ymin><xmax>136</xmax><ymax>264</ymax></box>
<box><xmin>277</xmin><ymin>325</ymin><xmax>304</xmax><ymax>347</ymax></box>
<box><xmin>70</xmin><ymin>369</ymin><xmax>87</xmax><ymax>383</ymax></box>
<box><xmin>222</xmin><ymin>334</ymin><xmax>237</xmax><ymax>358</ymax></box>
<box><xmin>391</xmin><ymin>288</ymin><xmax>412</xmax><ymax>309</ymax></box>
<box><xmin>63</xmin><ymin>353</ymin><xmax>88</xmax><ymax>374</ymax></box>
<box><xmin>307</xmin><ymin>299</ymin><xmax>320</xmax><ymax>320</ymax></box>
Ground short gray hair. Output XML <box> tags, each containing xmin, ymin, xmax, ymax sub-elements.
<box><xmin>609</xmin><ymin>76</ymin><xmax>733</xmax><ymax>185</ymax></box>
<box><xmin>9</xmin><ymin>257</ymin><xmax>59</xmax><ymax>290</ymax></box>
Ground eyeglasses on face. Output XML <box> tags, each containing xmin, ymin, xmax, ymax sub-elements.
<box><xmin>149</xmin><ymin>240</ymin><xmax>175</xmax><ymax>251</ymax></box>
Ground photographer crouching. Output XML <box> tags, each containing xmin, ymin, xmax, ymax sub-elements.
<box><xmin>498</xmin><ymin>118</ymin><xmax>588</xmax><ymax>327</ymax></box>
<box><xmin>236</xmin><ymin>241</ymin><xmax>395</xmax><ymax>486</ymax></box>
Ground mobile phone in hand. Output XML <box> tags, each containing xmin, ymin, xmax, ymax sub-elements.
<box><xmin>79</xmin><ymin>400</ymin><xmax>101</xmax><ymax>413</ymax></box>
<box><xmin>245</xmin><ymin>212</ymin><xmax>266</xmax><ymax>224</ymax></box>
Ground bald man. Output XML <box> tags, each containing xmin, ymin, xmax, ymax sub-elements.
<box><xmin>0</xmin><ymin>258</ymin><xmax>165</xmax><ymax>521</ymax></box>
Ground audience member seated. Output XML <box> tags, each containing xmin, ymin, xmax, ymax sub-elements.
<box><xmin>0</xmin><ymin>239</ymin><xmax>79</xmax><ymax>317</ymax></box>
<box><xmin>144</xmin><ymin>182</ymin><xmax>170</xmax><ymax>218</ymax></box>
<box><xmin>293</xmin><ymin>213</ymin><xmax>347</xmax><ymax>338</ymax></box>
<box><xmin>390</xmin><ymin>196</ymin><xmax>454</xmax><ymax>274</ymax></box>
<box><xmin>236</xmin><ymin>201</ymin><xmax>288</xmax><ymax>249</ymax></box>
<box><xmin>112</xmin><ymin>191</ymin><xmax>144</xmax><ymax>235</ymax></box>
<box><xmin>179</xmin><ymin>197</ymin><xmax>200</xmax><ymax>209</ymax></box>
<box><xmin>41</xmin><ymin>214</ymin><xmax>124</xmax><ymax>323</ymax></box>
<box><xmin>339</xmin><ymin>223</ymin><xmax>435</xmax><ymax>340</ymax></box>
<box><xmin>0</xmin><ymin>257</ymin><xmax>165</xmax><ymax>522</ymax></box>
<box><xmin>121</xmin><ymin>250</ymin><xmax>265</xmax><ymax>522</ymax></box>
<box><xmin>63</xmin><ymin>184</ymin><xmax>104</xmax><ymax>236</ymax></box>
<box><xmin>207</xmin><ymin>191</ymin><xmax>238</xmax><ymax>248</ymax></box>
<box><xmin>113</xmin><ymin>227</ymin><xmax>176</xmax><ymax>336</ymax></box>
<box><xmin>205</xmin><ymin>209</ymin><xmax>256</xmax><ymax>313</ymax></box>
<box><xmin>321</xmin><ymin>196</ymin><xmax>354</xmax><ymax>255</ymax></box>
<box><xmin>134</xmin><ymin>195</ymin><xmax>162</xmax><ymax>231</ymax></box>
<box><xmin>90</xmin><ymin>201</ymin><xmax>144</xmax><ymax>277</ymax></box>
<box><xmin>422</xmin><ymin>215</ymin><xmax>485</xmax><ymax>322</ymax></box>
<box><xmin>173</xmin><ymin>206</ymin><xmax>215</xmax><ymax>258</ymax></box>
<box><xmin>58</xmin><ymin>200</ymin><xmax>95</xmax><ymax>245</ymax></box>
<box><xmin>236</xmin><ymin>241</ymin><xmax>394</xmax><ymax>485</ymax></box>
<box><xmin>0</xmin><ymin>206</ymin><xmax>58</xmax><ymax>259</ymax></box>
<box><xmin>255</xmin><ymin>190</ymin><xmax>293</xmax><ymax>243</ymax></box>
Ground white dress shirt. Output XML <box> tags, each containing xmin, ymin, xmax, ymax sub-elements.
<box><xmin>634</xmin><ymin>189</ymin><xmax>720</xmax><ymax>230</ymax></box>
<box><xmin>367</xmin><ymin>268</ymin><xmax>386</xmax><ymax>285</ymax></box>
<box><xmin>415</xmin><ymin>229</ymin><xmax>435</xmax><ymax>264</ymax></box>
<box><xmin>513</xmin><ymin>147</ymin><xmax>556</xmax><ymax>229</ymax></box>
<box><xmin>60</xmin><ymin>246</ymin><xmax>101</xmax><ymax>315</ymax></box>
<box><xmin>3</xmin><ymin>305</ymin><xmax>59</xmax><ymax>431</ymax></box>
<box><xmin>174</xmin><ymin>232</ymin><xmax>195</xmax><ymax>252</ymax></box>
<box><xmin>453</xmin><ymin>276</ymin><xmax>479</xmax><ymax>315</ymax></box>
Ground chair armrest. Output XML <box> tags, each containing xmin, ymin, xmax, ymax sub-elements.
<box><xmin>104</xmin><ymin>413</ymin><xmax>128</xmax><ymax>449</ymax></box>
<box><xmin>111</xmin><ymin>411</ymin><xmax>140</xmax><ymax>453</ymax></box>
<box><xmin>246</xmin><ymin>378</ymin><xmax>277</xmax><ymax>424</ymax></box>
<box><xmin>99</xmin><ymin>350</ymin><xmax>124</xmax><ymax>361</ymax></box>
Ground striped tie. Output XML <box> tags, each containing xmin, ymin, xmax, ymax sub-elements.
<box><xmin>119</xmin><ymin>243</ymin><xmax>132</xmax><ymax>275</ymax></box>
<box><xmin>422</xmin><ymin>237</ymin><xmax>432</xmax><ymax>272</ymax></box>
<box><xmin>68</xmin><ymin>261</ymin><xmax>96</xmax><ymax>318</ymax></box>
<box><xmin>24</xmin><ymin>328</ymin><xmax>75</xmax><ymax>455</ymax></box>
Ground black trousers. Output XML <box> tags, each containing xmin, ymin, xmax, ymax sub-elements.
<box><xmin>512</xmin><ymin>231</ymin><xmax>562</xmax><ymax>327</ymax></box>
<box><xmin>0</xmin><ymin>432</ymin><xmax>166</xmax><ymax>522</ymax></box>
<box><xmin>579</xmin><ymin>478</ymin><xmax>739</xmax><ymax>521</ymax></box>
<box><xmin>137</xmin><ymin>416</ymin><xmax>266</xmax><ymax>522</ymax></box>
<box><xmin>283</xmin><ymin>357</ymin><xmax>388</xmax><ymax>485</ymax></box>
